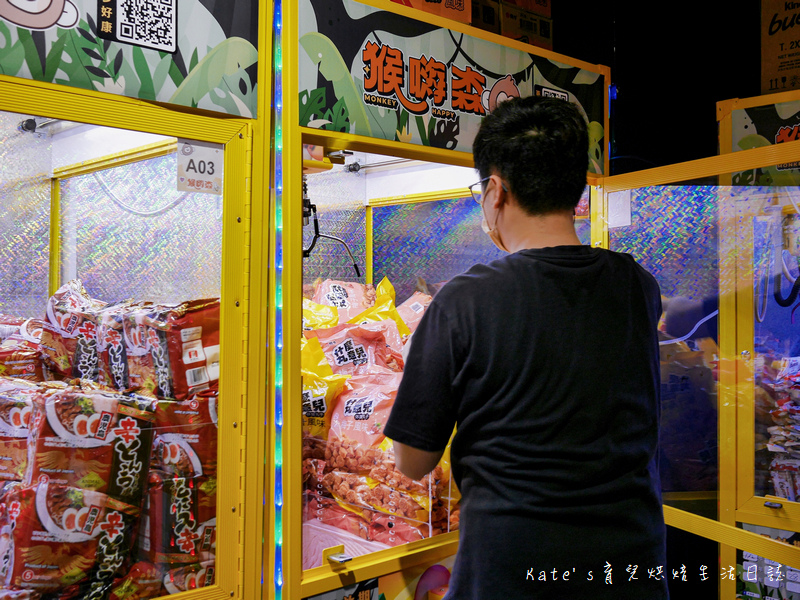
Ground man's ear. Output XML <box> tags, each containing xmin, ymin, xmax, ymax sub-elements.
<box><xmin>487</xmin><ymin>174</ymin><xmax>506</xmax><ymax>209</ymax></box>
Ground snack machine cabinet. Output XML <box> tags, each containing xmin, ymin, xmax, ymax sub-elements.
<box><xmin>0</xmin><ymin>74</ymin><xmax>261</xmax><ymax>600</ymax></box>
<box><xmin>269</xmin><ymin>0</ymin><xmax>609</xmax><ymax>597</ymax></box>
<box><xmin>594</xmin><ymin>133</ymin><xmax>800</xmax><ymax>599</ymax></box>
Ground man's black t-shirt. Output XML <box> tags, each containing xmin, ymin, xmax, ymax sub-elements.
<box><xmin>384</xmin><ymin>246</ymin><xmax>668</xmax><ymax>599</ymax></box>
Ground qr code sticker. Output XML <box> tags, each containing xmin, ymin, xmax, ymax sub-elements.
<box><xmin>343</xmin><ymin>397</ymin><xmax>375</xmax><ymax>420</ymax></box>
<box><xmin>116</xmin><ymin>0</ymin><xmax>177</xmax><ymax>52</ymax></box>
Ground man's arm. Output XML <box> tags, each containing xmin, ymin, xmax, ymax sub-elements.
<box><xmin>393</xmin><ymin>441</ymin><xmax>445</xmax><ymax>481</ymax></box>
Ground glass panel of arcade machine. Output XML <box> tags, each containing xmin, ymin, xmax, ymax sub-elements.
<box><xmin>300</xmin><ymin>151</ymin><xmax>592</xmax><ymax>569</ymax></box>
<box><xmin>747</xmin><ymin>186</ymin><xmax>800</xmax><ymax>504</ymax></box>
<box><xmin>0</xmin><ymin>111</ymin><xmax>222</xmax><ymax>597</ymax></box>
<box><xmin>608</xmin><ymin>184</ymin><xmax>720</xmax><ymax>520</ymax></box>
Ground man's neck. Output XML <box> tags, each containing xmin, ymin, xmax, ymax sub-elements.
<box><xmin>499</xmin><ymin>206</ymin><xmax>581</xmax><ymax>253</ymax></box>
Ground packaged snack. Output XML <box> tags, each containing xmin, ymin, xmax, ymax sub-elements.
<box><xmin>0</xmin><ymin>380</ymin><xmax>38</xmax><ymax>481</ymax></box>
<box><xmin>40</xmin><ymin>280</ymin><xmax>107</xmax><ymax>382</ymax></box>
<box><xmin>108</xmin><ymin>561</ymin><xmax>163</xmax><ymax>600</ymax></box>
<box><xmin>122</xmin><ymin>304</ymin><xmax>157</xmax><ymax>397</ymax></box>
<box><xmin>312</xmin><ymin>280</ymin><xmax>376</xmax><ymax>322</ymax></box>
<box><xmin>347</xmin><ymin>293</ymin><xmax>411</xmax><ymax>338</ymax></box>
<box><xmin>302</xmin><ymin>298</ymin><xmax>338</xmax><ymax>331</ymax></box>
<box><xmin>25</xmin><ymin>388</ymin><xmax>156</xmax><ymax>506</ymax></box>
<box><xmin>138</xmin><ymin>471</ymin><xmax>216</xmax><ymax>566</ymax></box>
<box><xmin>151</xmin><ymin>390</ymin><xmax>218</xmax><ymax>478</ymax></box>
<box><xmin>0</xmin><ymin>319</ymin><xmax>47</xmax><ymax>382</ymax></box>
<box><xmin>321</xmin><ymin>470</ymin><xmax>429</xmax><ymax>522</ymax></box>
<box><xmin>97</xmin><ymin>303</ymin><xmax>135</xmax><ymax>392</ymax></box>
<box><xmin>161</xmin><ymin>560</ymin><xmax>215</xmax><ymax>594</ymax></box>
<box><xmin>0</xmin><ymin>482</ymin><xmax>139</xmax><ymax>595</ymax></box>
<box><xmin>370</xmin><ymin>513</ymin><xmax>428</xmax><ymax>546</ymax></box>
<box><xmin>301</xmin><ymin>338</ymin><xmax>349</xmax><ymax>462</ymax></box>
<box><xmin>328</xmin><ymin>372</ymin><xmax>401</xmax><ymax>455</ymax></box>
<box><xmin>302</xmin><ymin>493</ymin><xmax>372</xmax><ymax>541</ymax></box>
<box><xmin>396</xmin><ymin>292</ymin><xmax>433</xmax><ymax>334</ymax></box>
<box><xmin>144</xmin><ymin>299</ymin><xmax>220</xmax><ymax>400</ymax></box>
<box><xmin>306</xmin><ymin>321</ymin><xmax>404</xmax><ymax>375</ymax></box>
<box><xmin>0</xmin><ymin>315</ymin><xmax>25</xmax><ymax>343</ymax></box>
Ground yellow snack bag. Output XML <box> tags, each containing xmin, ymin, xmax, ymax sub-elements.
<box><xmin>348</xmin><ymin>277</ymin><xmax>411</xmax><ymax>337</ymax></box>
<box><xmin>302</xmin><ymin>298</ymin><xmax>339</xmax><ymax>331</ymax></box>
<box><xmin>301</xmin><ymin>337</ymin><xmax>349</xmax><ymax>441</ymax></box>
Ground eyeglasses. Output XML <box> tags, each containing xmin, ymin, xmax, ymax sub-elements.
<box><xmin>468</xmin><ymin>177</ymin><xmax>507</xmax><ymax>204</ymax></box>
<box><xmin>468</xmin><ymin>177</ymin><xmax>491</xmax><ymax>204</ymax></box>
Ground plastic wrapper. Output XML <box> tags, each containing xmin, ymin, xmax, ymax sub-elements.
<box><xmin>0</xmin><ymin>482</ymin><xmax>139</xmax><ymax>597</ymax></box>
<box><xmin>311</xmin><ymin>280</ymin><xmax>376</xmax><ymax>322</ymax></box>
<box><xmin>108</xmin><ymin>561</ymin><xmax>163</xmax><ymax>600</ymax></box>
<box><xmin>305</xmin><ymin>321</ymin><xmax>404</xmax><ymax>375</ymax></box>
<box><xmin>396</xmin><ymin>292</ymin><xmax>433</xmax><ymax>335</ymax></box>
<box><xmin>40</xmin><ymin>280</ymin><xmax>107</xmax><ymax>382</ymax></box>
<box><xmin>24</xmin><ymin>388</ymin><xmax>156</xmax><ymax>506</ymax></box>
<box><xmin>0</xmin><ymin>319</ymin><xmax>46</xmax><ymax>382</ymax></box>
<box><xmin>301</xmin><ymin>338</ymin><xmax>349</xmax><ymax>463</ymax></box>
<box><xmin>302</xmin><ymin>494</ymin><xmax>372</xmax><ymax>541</ymax></box>
<box><xmin>144</xmin><ymin>299</ymin><xmax>220</xmax><ymax>400</ymax></box>
<box><xmin>302</xmin><ymin>298</ymin><xmax>338</xmax><ymax>331</ymax></box>
<box><xmin>97</xmin><ymin>303</ymin><xmax>136</xmax><ymax>392</ymax></box>
<box><xmin>138</xmin><ymin>471</ymin><xmax>216</xmax><ymax>567</ymax></box>
<box><xmin>0</xmin><ymin>379</ymin><xmax>39</xmax><ymax>482</ymax></box>
<box><xmin>121</xmin><ymin>304</ymin><xmax>158</xmax><ymax>397</ymax></box>
<box><xmin>161</xmin><ymin>560</ymin><xmax>215</xmax><ymax>594</ymax></box>
<box><xmin>347</xmin><ymin>294</ymin><xmax>411</xmax><ymax>338</ymax></box>
<box><xmin>151</xmin><ymin>391</ymin><xmax>218</xmax><ymax>479</ymax></box>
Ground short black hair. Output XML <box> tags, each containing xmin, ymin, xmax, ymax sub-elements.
<box><xmin>472</xmin><ymin>95</ymin><xmax>589</xmax><ymax>216</ymax></box>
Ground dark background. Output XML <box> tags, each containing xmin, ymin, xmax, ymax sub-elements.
<box><xmin>551</xmin><ymin>3</ymin><xmax>763</xmax><ymax>174</ymax></box>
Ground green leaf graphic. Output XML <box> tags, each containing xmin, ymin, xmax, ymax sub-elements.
<box><xmin>0</xmin><ymin>22</ymin><xmax>24</xmax><ymax>76</ymax></box>
<box><xmin>299</xmin><ymin>88</ymin><xmax>328</xmax><ymax>127</ymax></box>
<box><xmin>300</xmin><ymin>32</ymin><xmax>372</xmax><ymax>136</ymax></box>
<box><xmin>169</xmin><ymin>37</ymin><xmax>257</xmax><ymax>108</ymax></box>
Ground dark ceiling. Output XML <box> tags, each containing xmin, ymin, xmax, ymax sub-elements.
<box><xmin>551</xmin><ymin>3</ymin><xmax>763</xmax><ymax>174</ymax></box>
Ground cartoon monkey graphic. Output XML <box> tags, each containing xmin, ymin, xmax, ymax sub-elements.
<box><xmin>0</xmin><ymin>0</ymin><xmax>79</xmax><ymax>30</ymax></box>
<box><xmin>481</xmin><ymin>74</ymin><xmax>521</xmax><ymax>114</ymax></box>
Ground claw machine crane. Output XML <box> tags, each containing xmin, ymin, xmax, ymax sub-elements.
<box><xmin>266</xmin><ymin>0</ymin><xmax>608</xmax><ymax>597</ymax></box>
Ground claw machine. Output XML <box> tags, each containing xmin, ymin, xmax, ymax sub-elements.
<box><xmin>591</xmin><ymin>100</ymin><xmax>800</xmax><ymax>597</ymax></box>
<box><xmin>268</xmin><ymin>0</ymin><xmax>608</xmax><ymax>596</ymax></box>
<box><xmin>0</xmin><ymin>0</ymin><xmax>269</xmax><ymax>595</ymax></box>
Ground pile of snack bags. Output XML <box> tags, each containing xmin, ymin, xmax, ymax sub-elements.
<box><xmin>0</xmin><ymin>280</ymin><xmax>219</xmax><ymax>599</ymax></box>
<box><xmin>301</xmin><ymin>278</ymin><xmax>460</xmax><ymax>569</ymax></box>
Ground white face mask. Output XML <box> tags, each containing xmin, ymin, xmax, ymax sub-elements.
<box><xmin>481</xmin><ymin>201</ymin><xmax>510</xmax><ymax>253</ymax></box>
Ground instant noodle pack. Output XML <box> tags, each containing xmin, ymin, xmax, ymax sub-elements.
<box><xmin>0</xmin><ymin>281</ymin><xmax>219</xmax><ymax>599</ymax></box>
<box><xmin>301</xmin><ymin>278</ymin><xmax>459</xmax><ymax>569</ymax></box>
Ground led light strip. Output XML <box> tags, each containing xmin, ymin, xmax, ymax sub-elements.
<box><xmin>272</xmin><ymin>0</ymin><xmax>284</xmax><ymax>598</ymax></box>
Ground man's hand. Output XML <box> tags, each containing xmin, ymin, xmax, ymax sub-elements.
<box><xmin>393</xmin><ymin>441</ymin><xmax>444</xmax><ymax>481</ymax></box>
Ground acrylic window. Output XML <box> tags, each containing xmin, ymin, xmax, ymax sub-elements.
<box><xmin>0</xmin><ymin>111</ymin><xmax>222</xmax><ymax>597</ymax></box>
<box><xmin>607</xmin><ymin>184</ymin><xmax>720</xmax><ymax>520</ymax></box>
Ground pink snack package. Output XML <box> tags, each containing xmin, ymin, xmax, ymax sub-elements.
<box><xmin>304</xmin><ymin>321</ymin><xmax>404</xmax><ymax>375</ymax></box>
<box><xmin>312</xmin><ymin>280</ymin><xmax>376</xmax><ymax>322</ymax></box>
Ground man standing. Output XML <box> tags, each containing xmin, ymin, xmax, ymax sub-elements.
<box><xmin>384</xmin><ymin>96</ymin><xmax>668</xmax><ymax>599</ymax></box>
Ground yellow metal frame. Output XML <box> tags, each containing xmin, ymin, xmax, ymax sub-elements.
<box><xmin>0</xmin><ymin>74</ymin><xmax>262</xmax><ymax>600</ymax></box>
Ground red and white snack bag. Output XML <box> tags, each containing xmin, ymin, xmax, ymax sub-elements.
<box><xmin>0</xmin><ymin>481</ymin><xmax>139</xmax><ymax>595</ymax></box>
<box><xmin>0</xmin><ymin>319</ymin><xmax>47</xmax><ymax>383</ymax></box>
<box><xmin>24</xmin><ymin>388</ymin><xmax>156</xmax><ymax>507</ymax></box>
<box><xmin>40</xmin><ymin>280</ymin><xmax>107</xmax><ymax>382</ymax></box>
<box><xmin>396</xmin><ymin>292</ymin><xmax>432</xmax><ymax>335</ymax></box>
<box><xmin>108</xmin><ymin>561</ymin><xmax>164</xmax><ymax>600</ymax></box>
<box><xmin>0</xmin><ymin>379</ymin><xmax>39</xmax><ymax>482</ymax></box>
<box><xmin>122</xmin><ymin>304</ymin><xmax>157</xmax><ymax>397</ymax></box>
<box><xmin>312</xmin><ymin>280</ymin><xmax>377</xmax><ymax>322</ymax></box>
<box><xmin>0</xmin><ymin>590</ymin><xmax>41</xmax><ymax>599</ymax></box>
<box><xmin>305</xmin><ymin>321</ymin><xmax>404</xmax><ymax>375</ymax></box>
<box><xmin>138</xmin><ymin>470</ymin><xmax>216</xmax><ymax>567</ymax></box>
<box><xmin>144</xmin><ymin>299</ymin><xmax>220</xmax><ymax>400</ymax></box>
<box><xmin>0</xmin><ymin>315</ymin><xmax>25</xmax><ymax>344</ymax></box>
<box><xmin>370</xmin><ymin>513</ymin><xmax>428</xmax><ymax>546</ymax></box>
<box><xmin>97</xmin><ymin>303</ymin><xmax>135</xmax><ymax>393</ymax></box>
<box><xmin>162</xmin><ymin>559</ymin><xmax>215</xmax><ymax>594</ymax></box>
<box><xmin>151</xmin><ymin>390</ymin><xmax>218</xmax><ymax>479</ymax></box>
